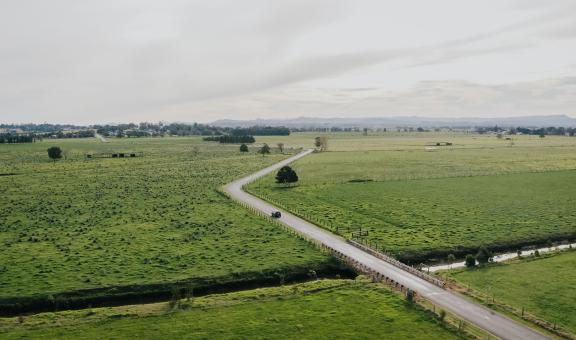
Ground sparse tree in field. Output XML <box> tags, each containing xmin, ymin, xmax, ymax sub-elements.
<box><xmin>258</xmin><ymin>143</ymin><xmax>271</xmax><ymax>155</ymax></box>
<box><xmin>275</xmin><ymin>166</ymin><xmax>298</xmax><ymax>185</ymax></box>
<box><xmin>192</xmin><ymin>146</ymin><xmax>200</xmax><ymax>156</ymax></box>
<box><xmin>465</xmin><ymin>254</ymin><xmax>476</xmax><ymax>268</ymax></box>
<box><xmin>534</xmin><ymin>250</ymin><xmax>540</xmax><ymax>257</ymax></box>
<box><xmin>476</xmin><ymin>247</ymin><xmax>493</xmax><ymax>265</ymax></box>
<box><xmin>277</xmin><ymin>143</ymin><xmax>284</xmax><ymax>154</ymax></box>
<box><xmin>447</xmin><ymin>253</ymin><xmax>456</xmax><ymax>268</ymax></box>
<box><xmin>239</xmin><ymin>144</ymin><xmax>249</xmax><ymax>152</ymax></box>
<box><xmin>314</xmin><ymin>136</ymin><xmax>328</xmax><ymax>151</ymax></box>
<box><xmin>363</xmin><ymin>128</ymin><xmax>368</xmax><ymax>136</ymax></box>
<box><xmin>47</xmin><ymin>146</ymin><xmax>62</xmax><ymax>163</ymax></box>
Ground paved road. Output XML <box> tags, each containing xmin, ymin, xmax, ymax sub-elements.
<box><xmin>224</xmin><ymin>149</ymin><xmax>548</xmax><ymax>340</ymax></box>
<box><xmin>94</xmin><ymin>131</ymin><xmax>108</xmax><ymax>143</ymax></box>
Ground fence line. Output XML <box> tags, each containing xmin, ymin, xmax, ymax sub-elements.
<box><xmin>219</xmin><ymin>185</ymin><xmax>498</xmax><ymax>339</ymax></box>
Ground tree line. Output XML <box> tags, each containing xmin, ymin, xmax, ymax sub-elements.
<box><xmin>0</xmin><ymin>133</ymin><xmax>36</xmax><ymax>144</ymax></box>
<box><xmin>230</xmin><ymin>126</ymin><xmax>290</xmax><ymax>136</ymax></box>
<box><xmin>476</xmin><ymin>126</ymin><xmax>576</xmax><ymax>136</ymax></box>
<box><xmin>203</xmin><ymin>135</ymin><xmax>256</xmax><ymax>143</ymax></box>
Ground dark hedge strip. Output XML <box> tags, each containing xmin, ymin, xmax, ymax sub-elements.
<box><xmin>203</xmin><ymin>135</ymin><xmax>256</xmax><ymax>144</ymax></box>
<box><xmin>0</xmin><ymin>259</ymin><xmax>354</xmax><ymax>316</ymax></box>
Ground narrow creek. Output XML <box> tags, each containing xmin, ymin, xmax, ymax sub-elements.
<box><xmin>424</xmin><ymin>242</ymin><xmax>575</xmax><ymax>273</ymax></box>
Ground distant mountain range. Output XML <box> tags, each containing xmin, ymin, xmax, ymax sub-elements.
<box><xmin>212</xmin><ymin>115</ymin><xmax>576</xmax><ymax>129</ymax></box>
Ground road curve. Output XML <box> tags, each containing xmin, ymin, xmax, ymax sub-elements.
<box><xmin>223</xmin><ymin>149</ymin><xmax>548</xmax><ymax>340</ymax></box>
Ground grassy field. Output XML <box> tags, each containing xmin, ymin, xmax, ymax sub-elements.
<box><xmin>0</xmin><ymin>279</ymin><xmax>462</xmax><ymax>339</ymax></box>
<box><xmin>446</xmin><ymin>251</ymin><xmax>576</xmax><ymax>335</ymax></box>
<box><xmin>258</xmin><ymin>131</ymin><xmax>576</xmax><ymax>152</ymax></box>
<box><xmin>0</xmin><ymin>137</ymin><xmax>338</xmax><ymax>312</ymax></box>
<box><xmin>249</xmin><ymin>134</ymin><xmax>576</xmax><ymax>262</ymax></box>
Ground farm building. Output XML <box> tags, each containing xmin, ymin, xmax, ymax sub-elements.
<box><xmin>85</xmin><ymin>152</ymin><xmax>143</xmax><ymax>159</ymax></box>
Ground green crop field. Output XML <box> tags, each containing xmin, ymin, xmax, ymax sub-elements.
<box><xmin>0</xmin><ymin>137</ymin><xmax>337</xmax><ymax>312</ymax></box>
<box><xmin>446</xmin><ymin>251</ymin><xmax>576</xmax><ymax>335</ymax></box>
<box><xmin>0</xmin><ymin>279</ymin><xmax>462</xmax><ymax>339</ymax></box>
<box><xmin>249</xmin><ymin>133</ymin><xmax>576</xmax><ymax>262</ymax></box>
<box><xmin>258</xmin><ymin>131</ymin><xmax>576</xmax><ymax>152</ymax></box>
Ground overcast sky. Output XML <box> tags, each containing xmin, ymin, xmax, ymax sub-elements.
<box><xmin>1</xmin><ymin>0</ymin><xmax>576</xmax><ymax>124</ymax></box>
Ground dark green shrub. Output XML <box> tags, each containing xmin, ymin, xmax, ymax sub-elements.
<box><xmin>465</xmin><ymin>254</ymin><xmax>476</xmax><ymax>268</ymax></box>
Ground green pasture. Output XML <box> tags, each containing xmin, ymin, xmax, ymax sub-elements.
<box><xmin>447</xmin><ymin>251</ymin><xmax>576</xmax><ymax>335</ymax></box>
<box><xmin>257</xmin><ymin>132</ymin><xmax>576</xmax><ymax>152</ymax></box>
<box><xmin>250</xmin><ymin>170</ymin><xmax>576</xmax><ymax>262</ymax></box>
<box><xmin>0</xmin><ymin>279</ymin><xmax>462</xmax><ymax>339</ymax></box>
<box><xmin>249</xmin><ymin>134</ymin><xmax>576</xmax><ymax>262</ymax></box>
<box><xmin>0</xmin><ymin>137</ymin><xmax>333</xmax><ymax>305</ymax></box>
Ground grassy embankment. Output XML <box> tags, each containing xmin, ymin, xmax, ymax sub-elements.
<box><xmin>0</xmin><ymin>137</ymin><xmax>344</xmax><ymax>314</ymax></box>
<box><xmin>0</xmin><ymin>279</ymin><xmax>464</xmax><ymax>340</ymax></box>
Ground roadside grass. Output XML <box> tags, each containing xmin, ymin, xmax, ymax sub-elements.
<box><xmin>0</xmin><ymin>137</ymin><xmax>335</xmax><ymax>310</ymax></box>
<box><xmin>445</xmin><ymin>250</ymin><xmax>576</xmax><ymax>336</ymax></box>
<box><xmin>0</xmin><ymin>279</ymin><xmax>463</xmax><ymax>339</ymax></box>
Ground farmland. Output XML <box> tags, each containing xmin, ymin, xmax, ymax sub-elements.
<box><xmin>0</xmin><ymin>137</ymin><xmax>339</xmax><ymax>312</ymax></box>
<box><xmin>446</xmin><ymin>251</ymin><xmax>576</xmax><ymax>335</ymax></box>
<box><xmin>0</xmin><ymin>279</ymin><xmax>462</xmax><ymax>339</ymax></box>
<box><xmin>249</xmin><ymin>133</ymin><xmax>576</xmax><ymax>262</ymax></box>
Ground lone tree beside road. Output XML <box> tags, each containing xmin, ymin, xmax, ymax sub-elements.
<box><xmin>314</xmin><ymin>136</ymin><xmax>328</xmax><ymax>151</ymax></box>
<box><xmin>258</xmin><ymin>143</ymin><xmax>271</xmax><ymax>156</ymax></box>
<box><xmin>47</xmin><ymin>146</ymin><xmax>62</xmax><ymax>163</ymax></box>
<box><xmin>277</xmin><ymin>143</ymin><xmax>284</xmax><ymax>154</ymax></box>
<box><xmin>239</xmin><ymin>144</ymin><xmax>249</xmax><ymax>152</ymax></box>
<box><xmin>275</xmin><ymin>166</ymin><xmax>299</xmax><ymax>186</ymax></box>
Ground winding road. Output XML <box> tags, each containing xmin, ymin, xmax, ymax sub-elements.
<box><xmin>223</xmin><ymin>149</ymin><xmax>549</xmax><ymax>340</ymax></box>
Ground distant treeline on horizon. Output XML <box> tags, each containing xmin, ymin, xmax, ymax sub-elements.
<box><xmin>1</xmin><ymin>122</ymin><xmax>575</xmax><ymax>144</ymax></box>
<box><xmin>0</xmin><ymin>123</ymin><xmax>290</xmax><ymax>143</ymax></box>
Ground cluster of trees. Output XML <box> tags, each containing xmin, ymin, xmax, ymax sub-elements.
<box><xmin>38</xmin><ymin>130</ymin><xmax>95</xmax><ymax>139</ymax></box>
<box><xmin>94</xmin><ymin>122</ymin><xmax>225</xmax><ymax>137</ymax></box>
<box><xmin>464</xmin><ymin>247</ymin><xmax>493</xmax><ymax>268</ymax></box>
<box><xmin>230</xmin><ymin>126</ymin><xmax>290</xmax><ymax>136</ymax></box>
<box><xmin>1</xmin><ymin>123</ymin><xmax>292</xmax><ymax>140</ymax></box>
<box><xmin>95</xmin><ymin>123</ymin><xmax>291</xmax><ymax>138</ymax></box>
<box><xmin>514</xmin><ymin>126</ymin><xmax>576</xmax><ymax>136</ymax></box>
<box><xmin>0</xmin><ymin>129</ymin><xmax>94</xmax><ymax>143</ymax></box>
<box><xmin>0</xmin><ymin>123</ymin><xmax>84</xmax><ymax>133</ymax></box>
<box><xmin>476</xmin><ymin>126</ymin><xmax>576</xmax><ymax>136</ymax></box>
<box><xmin>0</xmin><ymin>133</ymin><xmax>36</xmax><ymax>144</ymax></box>
<box><xmin>203</xmin><ymin>135</ymin><xmax>255</xmax><ymax>143</ymax></box>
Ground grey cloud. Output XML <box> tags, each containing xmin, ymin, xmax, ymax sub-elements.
<box><xmin>0</xmin><ymin>1</ymin><xmax>574</xmax><ymax>123</ymax></box>
<box><xmin>167</xmin><ymin>77</ymin><xmax>576</xmax><ymax>121</ymax></box>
